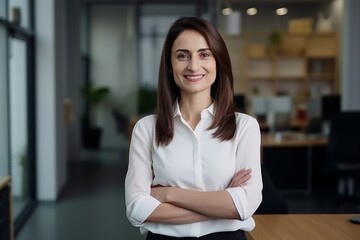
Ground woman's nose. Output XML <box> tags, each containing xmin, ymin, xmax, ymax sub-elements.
<box><xmin>187</xmin><ymin>58</ymin><xmax>199</xmax><ymax>71</ymax></box>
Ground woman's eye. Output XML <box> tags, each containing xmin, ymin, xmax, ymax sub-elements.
<box><xmin>201</xmin><ymin>52</ymin><xmax>211</xmax><ymax>58</ymax></box>
<box><xmin>177</xmin><ymin>53</ymin><xmax>189</xmax><ymax>60</ymax></box>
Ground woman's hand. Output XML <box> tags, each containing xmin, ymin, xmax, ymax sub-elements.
<box><xmin>228</xmin><ymin>169</ymin><xmax>252</xmax><ymax>188</ymax></box>
<box><xmin>151</xmin><ymin>185</ymin><xmax>173</xmax><ymax>203</ymax></box>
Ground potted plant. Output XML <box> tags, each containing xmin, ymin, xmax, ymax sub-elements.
<box><xmin>138</xmin><ymin>86</ymin><xmax>157</xmax><ymax>115</ymax></box>
<box><xmin>268</xmin><ymin>30</ymin><xmax>283</xmax><ymax>55</ymax></box>
<box><xmin>81</xmin><ymin>81</ymin><xmax>110</xmax><ymax>149</ymax></box>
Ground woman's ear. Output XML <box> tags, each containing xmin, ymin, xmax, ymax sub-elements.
<box><xmin>169</xmin><ymin>68</ymin><xmax>173</xmax><ymax>74</ymax></box>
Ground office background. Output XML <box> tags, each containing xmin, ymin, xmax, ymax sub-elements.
<box><xmin>0</xmin><ymin>0</ymin><xmax>360</xmax><ymax>238</ymax></box>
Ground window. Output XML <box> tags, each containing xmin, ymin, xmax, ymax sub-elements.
<box><xmin>0</xmin><ymin>0</ymin><xmax>35</xmax><ymax>234</ymax></box>
<box><xmin>139</xmin><ymin>4</ymin><xmax>197</xmax><ymax>88</ymax></box>
<box><xmin>7</xmin><ymin>0</ymin><xmax>32</xmax><ymax>29</ymax></box>
<box><xmin>0</xmin><ymin>21</ymin><xmax>9</xmax><ymax>177</ymax></box>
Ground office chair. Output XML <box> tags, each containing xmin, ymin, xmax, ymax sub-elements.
<box><xmin>255</xmin><ymin>166</ymin><xmax>289</xmax><ymax>214</ymax></box>
<box><xmin>304</xmin><ymin>118</ymin><xmax>322</xmax><ymax>135</ymax></box>
<box><xmin>325</xmin><ymin>111</ymin><xmax>360</xmax><ymax>197</ymax></box>
<box><xmin>234</xmin><ymin>94</ymin><xmax>246</xmax><ymax>113</ymax></box>
<box><xmin>321</xmin><ymin>94</ymin><xmax>341</xmax><ymax>122</ymax></box>
<box><xmin>112</xmin><ymin>108</ymin><xmax>128</xmax><ymax>137</ymax></box>
<box><xmin>272</xmin><ymin>112</ymin><xmax>291</xmax><ymax>132</ymax></box>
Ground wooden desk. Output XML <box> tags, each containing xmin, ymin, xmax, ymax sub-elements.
<box><xmin>248</xmin><ymin>214</ymin><xmax>360</xmax><ymax>240</ymax></box>
<box><xmin>0</xmin><ymin>176</ymin><xmax>14</xmax><ymax>240</ymax></box>
<box><xmin>261</xmin><ymin>133</ymin><xmax>327</xmax><ymax>194</ymax></box>
<box><xmin>261</xmin><ymin>132</ymin><xmax>327</xmax><ymax>148</ymax></box>
<box><xmin>259</xmin><ymin>118</ymin><xmax>309</xmax><ymax>131</ymax></box>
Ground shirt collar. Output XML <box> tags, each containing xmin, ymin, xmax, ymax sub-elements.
<box><xmin>173</xmin><ymin>100</ymin><xmax>215</xmax><ymax>118</ymax></box>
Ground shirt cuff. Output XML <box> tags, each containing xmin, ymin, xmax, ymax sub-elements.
<box><xmin>128</xmin><ymin>195</ymin><xmax>161</xmax><ymax>227</ymax></box>
<box><xmin>226</xmin><ymin>187</ymin><xmax>247</xmax><ymax>221</ymax></box>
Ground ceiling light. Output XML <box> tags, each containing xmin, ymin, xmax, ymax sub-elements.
<box><xmin>222</xmin><ymin>7</ymin><xmax>233</xmax><ymax>16</ymax></box>
<box><xmin>276</xmin><ymin>7</ymin><xmax>288</xmax><ymax>16</ymax></box>
<box><xmin>246</xmin><ymin>8</ymin><xmax>257</xmax><ymax>16</ymax></box>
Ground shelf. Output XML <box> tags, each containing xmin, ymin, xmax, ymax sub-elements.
<box><xmin>244</xmin><ymin>32</ymin><xmax>339</xmax><ymax>99</ymax></box>
<box><xmin>248</xmin><ymin>56</ymin><xmax>272</xmax><ymax>60</ymax></box>
<box><xmin>308</xmin><ymin>73</ymin><xmax>335</xmax><ymax>80</ymax></box>
<box><xmin>248</xmin><ymin>76</ymin><xmax>273</xmax><ymax>81</ymax></box>
<box><xmin>275</xmin><ymin>52</ymin><xmax>306</xmax><ymax>58</ymax></box>
<box><xmin>277</xmin><ymin>76</ymin><xmax>305</xmax><ymax>80</ymax></box>
<box><xmin>306</xmin><ymin>55</ymin><xmax>337</xmax><ymax>59</ymax></box>
<box><xmin>306</xmin><ymin>53</ymin><xmax>337</xmax><ymax>59</ymax></box>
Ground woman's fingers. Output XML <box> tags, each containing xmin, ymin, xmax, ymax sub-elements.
<box><xmin>228</xmin><ymin>169</ymin><xmax>252</xmax><ymax>187</ymax></box>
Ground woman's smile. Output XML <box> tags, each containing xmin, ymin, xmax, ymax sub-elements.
<box><xmin>184</xmin><ymin>74</ymin><xmax>206</xmax><ymax>82</ymax></box>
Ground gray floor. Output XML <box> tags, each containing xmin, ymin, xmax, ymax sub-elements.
<box><xmin>15</xmin><ymin>148</ymin><xmax>360</xmax><ymax>240</ymax></box>
<box><xmin>16</xmin><ymin>148</ymin><xmax>146</xmax><ymax>240</ymax></box>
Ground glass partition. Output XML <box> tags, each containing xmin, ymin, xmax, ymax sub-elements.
<box><xmin>0</xmin><ymin>1</ymin><xmax>6</xmax><ymax>19</ymax></box>
<box><xmin>9</xmin><ymin>37</ymin><xmax>30</xmax><ymax>219</ymax></box>
<box><xmin>0</xmin><ymin>23</ymin><xmax>9</xmax><ymax>176</ymax></box>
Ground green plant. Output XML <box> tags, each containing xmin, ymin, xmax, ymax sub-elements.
<box><xmin>268</xmin><ymin>30</ymin><xmax>283</xmax><ymax>53</ymax></box>
<box><xmin>138</xmin><ymin>86</ymin><xmax>157</xmax><ymax>114</ymax></box>
<box><xmin>15</xmin><ymin>146</ymin><xmax>27</xmax><ymax>199</ymax></box>
<box><xmin>16</xmin><ymin>147</ymin><xmax>27</xmax><ymax>168</ymax></box>
<box><xmin>81</xmin><ymin>81</ymin><xmax>110</xmax><ymax>126</ymax></box>
<box><xmin>251</xmin><ymin>86</ymin><xmax>260</xmax><ymax>95</ymax></box>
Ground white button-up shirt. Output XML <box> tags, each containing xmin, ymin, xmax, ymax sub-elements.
<box><xmin>125</xmin><ymin>103</ymin><xmax>262</xmax><ymax>237</ymax></box>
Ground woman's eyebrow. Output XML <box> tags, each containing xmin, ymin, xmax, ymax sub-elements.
<box><xmin>175</xmin><ymin>48</ymin><xmax>210</xmax><ymax>53</ymax></box>
<box><xmin>174</xmin><ymin>49</ymin><xmax>190</xmax><ymax>54</ymax></box>
<box><xmin>198</xmin><ymin>48</ymin><xmax>211</xmax><ymax>52</ymax></box>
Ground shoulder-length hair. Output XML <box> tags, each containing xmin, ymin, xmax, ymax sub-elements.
<box><xmin>156</xmin><ymin>16</ymin><xmax>236</xmax><ymax>146</ymax></box>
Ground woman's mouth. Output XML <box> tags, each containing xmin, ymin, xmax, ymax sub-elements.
<box><xmin>184</xmin><ymin>74</ymin><xmax>205</xmax><ymax>82</ymax></box>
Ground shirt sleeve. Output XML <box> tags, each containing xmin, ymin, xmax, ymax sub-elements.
<box><xmin>226</xmin><ymin>115</ymin><xmax>263</xmax><ymax>221</ymax></box>
<box><xmin>125</xmin><ymin>117</ymin><xmax>161</xmax><ymax>227</ymax></box>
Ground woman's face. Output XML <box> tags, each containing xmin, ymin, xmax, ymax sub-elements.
<box><xmin>171</xmin><ymin>30</ymin><xmax>216</xmax><ymax>97</ymax></box>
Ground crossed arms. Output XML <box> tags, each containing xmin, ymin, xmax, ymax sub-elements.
<box><xmin>146</xmin><ymin>169</ymin><xmax>252</xmax><ymax>224</ymax></box>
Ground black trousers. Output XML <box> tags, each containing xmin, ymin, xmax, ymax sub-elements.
<box><xmin>146</xmin><ymin>230</ymin><xmax>247</xmax><ymax>240</ymax></box>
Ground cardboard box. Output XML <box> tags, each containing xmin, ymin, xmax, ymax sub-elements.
<box><xmin>288</xmin><ymin>18</ymin><xmax>313</xmax><ymax>34</ymax></box>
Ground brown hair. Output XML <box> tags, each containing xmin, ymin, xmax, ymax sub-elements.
<box><xmin>156</xmin><ymin>16</ymin><xmax>236</xmax><ymax>146</ymax></box>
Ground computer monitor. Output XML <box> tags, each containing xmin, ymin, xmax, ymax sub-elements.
<box><xmin>267</xmin><ymin>96</ymin><xmax>292</xmax><ymax>132</ymax></box>
<box><xmin>307</xmin><ymin>98</ymin><xmax>321</xmax><ymax>119</ymax></box>
<box><xmin>251</xmin><ymin>95</ymin><xmax>292</xmax><ymax>132</ymax></box>
<box><xmin>251</xmin><ymin>96</ymin><xmax>268</xmax><ymax>122</ymax></box>
<box><xmin>267</xmin><ymin>96</ymin><xmax>292</xmax><ymax>113</ymax></box>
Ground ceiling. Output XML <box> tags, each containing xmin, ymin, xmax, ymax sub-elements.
<box><xmin>227</xmin><ymin>0</ymin><xmax>332</xmax><ymax>3</ymax></box>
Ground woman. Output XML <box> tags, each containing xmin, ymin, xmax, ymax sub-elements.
<box><xmin>125</xmin><ymin>17</ymin><xmax>262</xmax><ymax>240</ymax></box>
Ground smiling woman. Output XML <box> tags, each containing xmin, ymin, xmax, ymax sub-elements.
<box><xmin>171</xmin><ymin>30</ymin><xmax>217</xmax><ymax>106</ymax></box>
<box><xmin>125</xmin><ymin>17</ymin><xmax>262</xmax><ymax>240</ymax></box>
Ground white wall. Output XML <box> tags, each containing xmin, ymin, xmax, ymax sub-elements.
<box><xmin>90</xmin><ymin>5</ymin><xmax>138</xmax><ymax>149</ymax></box>
<box><xmin>36</xmin><ymin>0</ymin><xmax>67</xmax><ymax>201</ymax></box>
<box><xmin>0</xmin><ymin>26</ymin><xmax>9</xmax><ymax>176</ymax></box>
<box><xmin>341</xmin><ymin>0</ymin><xmax>360</xmax><ymax>110</ymax></box>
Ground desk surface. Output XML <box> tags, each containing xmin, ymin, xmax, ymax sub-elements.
<box><xmin>248</xmin><ymin>214</ymin><xmax>360</xmax><ymax>240</ymax></box>
<box><xmin>0</xmin><ymin>176</ymin><xmax>10</xmax><ymax>189</ymax></box>
<box><xmin>259</xmin><ymin>118</ymin><xmax>309</xmax><ymax>130</ymax></box>
<box><xmin>261</xmin><ymin>132</ymin><xmax>327</xmax><ymax>147</ymax></box>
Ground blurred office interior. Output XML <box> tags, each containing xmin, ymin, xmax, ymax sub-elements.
<box><xmin>0</xmin><ymin>0</ymin><xmax>360</xmax><ymax>239</ymax></box>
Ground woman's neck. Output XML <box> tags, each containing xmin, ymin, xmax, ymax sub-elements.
<box><xmin>179</xmin><ymin>94</ymin><xmax>213</xmax><ymax>130</ymax></box>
